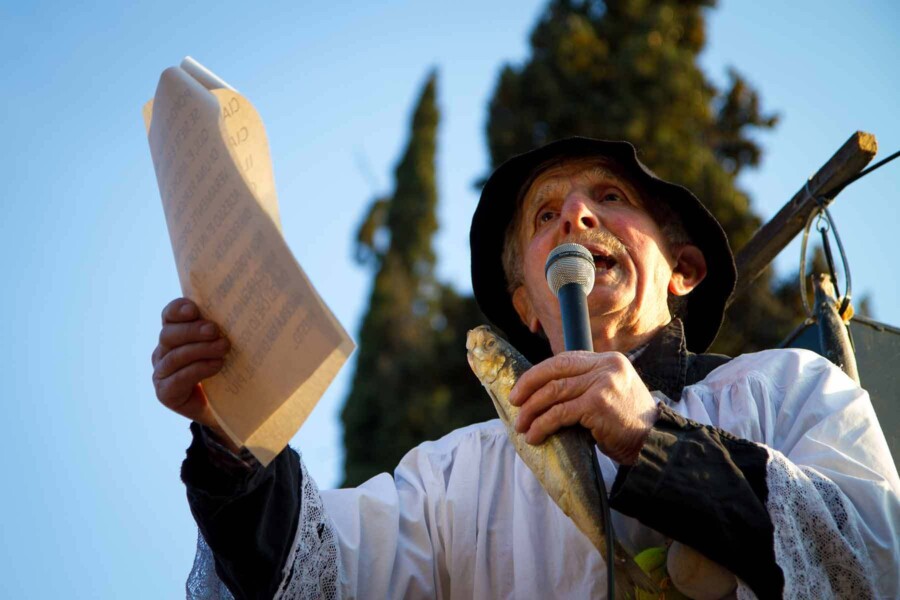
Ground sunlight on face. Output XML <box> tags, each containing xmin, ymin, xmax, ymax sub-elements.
<box><xmin>512</xmin><ymin>157</ymin><xmax>678</xmax><ymax>353</ymax></box>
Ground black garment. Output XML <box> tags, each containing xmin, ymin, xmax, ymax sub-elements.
<box><xmin>612</xmin><ymin>319</ymin><xmax>783</xmax><ymax>598</ymax></box>
<box><xmin>182</xmin><ymin>423</ymin><xmax>301</xmax><ymax>600</ymax></box>
<box><xmin>183</xmin><ymin>319</ymin><xmax>783</xmax><ymax>599</ymax></box>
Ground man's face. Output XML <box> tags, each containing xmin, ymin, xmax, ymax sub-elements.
<box><xmin>511</xmin><ymin>158</ymin><xmax>683</xmax><ymax>353</ymax></box>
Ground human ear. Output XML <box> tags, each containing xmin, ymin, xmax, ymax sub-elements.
<box><xmin>512</xmin><ymin>286</ymin><xmax>542</xmax><ymax>333</ymax></box>
<box><xmin>668</xmin><ymin>244</ymin><xmax>707</xmax><ymax>296</ymax></box>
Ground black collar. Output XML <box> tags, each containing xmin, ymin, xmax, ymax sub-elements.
<box><xmin>631</xmin><ymin>319</ymin><xmax>731</xmax><ymax>401</ymax></box>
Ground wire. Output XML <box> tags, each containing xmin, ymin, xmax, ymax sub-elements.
<box><xmin>798</xmin><ymin>147</ymin><xmax>899</xmax><ymax>317</ymax></box>
<box><xmin>591</xmin><ymin>449</ymin><xmax>616</xmax><ymax>599</ymax></box>
<box><xmin>799</xmin><ymin>204</ymin><xmax>817</xmax><ymax>318</ymax></box>
<box><xmin>825</xmin><ymin>148</ymin><xmax>900</xmax><ymax>198</ymax></box>
<box><xmin>800</xmin><ymin>183</ymin><xmax>854</xmax><ymax>319</ymax></box>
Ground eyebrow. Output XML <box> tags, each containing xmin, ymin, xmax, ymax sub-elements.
<box><xmin>528</xmin><ymin>177</ymin><xmax>569</xmax><ymax>209</ymax></box>
<box><xmin>529</xmin><ymin>165</ymin><xmax>618</xmax><ymax>204</ymax></box>
<box><xmin>580</xmin><ymin>165</ymin><xmax>617</xmax><ymax>184</ymax></box>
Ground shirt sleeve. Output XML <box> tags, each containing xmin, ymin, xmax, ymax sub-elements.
<box><xmin>181</xmin><ymin>423</ymin><xmax>303</xmax><ymax>600</ymax></box>
<box><xmin>180</xmin><ymin>420</ymin><xmax>459</xmax><ymax>600</ymax></box>
<box><xmin>609</xmin><ymin>404</ymin><xmax>782</xmax><ymax>597</ymax></box>
<box><xmin>612</xmin><ymin>350</ymin><xmax>900</xmax><ymax>599</ymax></box>
<box><xmin>314</xmin><ymin>436</ymin><xmax>457</xmax><ymax>599</ymax></box>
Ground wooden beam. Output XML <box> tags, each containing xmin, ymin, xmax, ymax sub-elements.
<box><xmin>730</xmin><ymin>131</ymin><xmax>878</xmax><ymax>304</ymax></box>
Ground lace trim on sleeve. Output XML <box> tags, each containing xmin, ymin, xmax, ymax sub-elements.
<box><xmin>186</xmin><ymin>532</ymin><xmax>234</xmax><ymax>600</ymax></box>
<box><xmin>273</xmin><ymin>456</ymin><xmax>340</xmax><ymax>600</ymax></box>
<box><xmin>736</xmin><ymin>450</ymin><xmax>877</xmax><ymax>600</ymax></box>
<box><xmin>185</xmin><ymin>455</ymin><xmax>341</xmax><ymax>600</ymax></box>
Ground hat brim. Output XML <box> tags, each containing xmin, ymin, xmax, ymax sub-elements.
<box><xmin>471</xmin><ymin>137</ymin><xmax>736</xmax><ymax>362</ymax></box>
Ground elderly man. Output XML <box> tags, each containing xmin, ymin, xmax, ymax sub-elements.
<box><xmin>153</xmin><ymin>139</ymin><xmax>899</xmax><ymax>599</ymax></box>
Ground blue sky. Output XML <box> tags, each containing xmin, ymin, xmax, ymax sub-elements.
<box><xmin>2</xmin><ymin>1</ymin><xmax>898</xmax><ymax>597</ymax></box>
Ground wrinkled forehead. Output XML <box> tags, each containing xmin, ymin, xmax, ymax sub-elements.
<box><xmin>518</xmin><ymin>155</ymin><xmax>639</xmax><ymax>209</ymax></box>
<box><xmin>510</xmin><ymin>156</ymin><xmax>644</xmax><ymax>239</ymax></box>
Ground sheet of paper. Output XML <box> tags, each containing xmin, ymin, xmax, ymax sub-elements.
<box><xmin>144</xmin><ymin>57</ymin><xmax>355</xmax><ymax>465</ymax></box>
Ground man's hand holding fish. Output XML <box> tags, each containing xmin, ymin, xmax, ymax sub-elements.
<box><xmin>509</xmin><ymin>350</ymin><xmax>657</xmax><ymax>466</ymax></box>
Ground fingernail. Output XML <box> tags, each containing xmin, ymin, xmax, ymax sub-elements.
<box><xmin>201</xmin><ymin>323</ymin><xmax>217</xmax><ymax>337</ymax></box>
<box><xmin>515</xmin><ymin>416</ymin><xmax>527</xmax><ymax>434</ymax></box>
<box><xmin>180</xmin><ymin>304</ymin><xmax>194</xmax><ymax>317</ymax></box>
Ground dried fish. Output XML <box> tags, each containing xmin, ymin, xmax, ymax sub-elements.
<box><xmin>466</xmin><ymin>325</ymin><xmax>656</xmax><ymax>597</ymax></box>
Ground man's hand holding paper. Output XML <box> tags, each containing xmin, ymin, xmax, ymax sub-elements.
<box><xmin>151</xmin><ymin>297</ymin><xmax>237</xmax><ymax>451</ymax></box>
<box><xmin>145</xmin><ymin>57</ymin><xmax>354</xmax><ymax>464</ymax></box>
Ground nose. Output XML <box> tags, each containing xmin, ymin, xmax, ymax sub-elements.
<box><xmin>559</xmin><ymin>193</ymin><xmax>599</xmax><ymax>236</ymax></box>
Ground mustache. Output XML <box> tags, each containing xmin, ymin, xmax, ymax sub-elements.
<box><xmin>563</xmin><ymin>229</ymin><xmax>627</xmax><ymax>258</ymax></box>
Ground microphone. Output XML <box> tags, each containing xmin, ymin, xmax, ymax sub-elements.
<box><xmin>545</xmin><ymin>243</ymin><xmax>596</xmax><ymax>352</ymax></box>
<box><xmin>546</xmin><ymin>244</ymin><xmax>616</xmax><ymax>598</ymax></box>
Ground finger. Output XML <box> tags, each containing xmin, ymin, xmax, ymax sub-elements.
<box><xmin>509</xmin><ymin>351</ymin><xmax>597</xmax><ymax>406</ymax></box>
<box><xmin>154</xmin><ymin>338</ymin><xmax>230</xmax><ymax>380</ymax></box>
<box><xmin>514</xmin><ymin>372</ymin><xmax>594</xmax><ymax>433</ymax></box>
<box><xmin>524</xmin><ymin>397</ymin><xmax>588</xmax><ymax>445</ymax></box>
<box><xmin>158</xmin><ymin>320</ymin><xmax>224</xmax><ymax>354</ymax></box>
<box><xmin>151</xmin><ymin>344</ymin><xmax>162</xmax><ymax>368</ymax></box>
<box><xmin>154</xmin><ymin>360</ymin><xmax>225</xmax><ymax>410</ymax></box>
<box><xmin>178</xmin><ymin>384</ymin><xmax>219</xmax><ymax>425</ymax></box>
<box><xmin>161</xmin><ymin>298</ymin><xmax>201</xmax><ymax>324</ymax></box>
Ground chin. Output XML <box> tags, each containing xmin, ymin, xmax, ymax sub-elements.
<box><xmin>587</xmin><ymin>287</ymin><xmax>633</xmax><ymax>315</ymax></box>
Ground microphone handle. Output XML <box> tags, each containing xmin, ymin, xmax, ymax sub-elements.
<box><xmin>558</xmin><ymin>282</ymin><xmax>612</xmax><ymax>598</ymax></box>
<box><xmin>558</xmin><ymin>282</ymin><xmax>593</xmax><ymax>352</ymax></box>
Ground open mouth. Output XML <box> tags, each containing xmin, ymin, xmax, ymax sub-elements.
<box><xmin>591</xmin><ymin>251</ymin><xmax>617</xmax><ymax>272</ymax></box>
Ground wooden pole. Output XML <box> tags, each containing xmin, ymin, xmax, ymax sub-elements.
<box><xmin>730</xmin><ymin>131</ymin><xmax>878</xmax><ymax>304</ymax></box>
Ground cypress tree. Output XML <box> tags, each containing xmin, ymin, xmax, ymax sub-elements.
<box><xmin>341</xmin><ymin>72</ymin><xmax>493</xmax><ymax>485</ymax></box>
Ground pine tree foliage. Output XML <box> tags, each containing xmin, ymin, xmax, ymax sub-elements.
<box><xmin>486</xmin><ymin>0</ymin><xmax>804</xmax><ymax>355</ymax></box>
<box><xmin>341</xmin><ymin>72</ymin><xmax>494</xmax><ymax>486</ymax></box>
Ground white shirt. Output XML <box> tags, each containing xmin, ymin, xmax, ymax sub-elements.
<box><xmin>190</xmin><ymin>348</ymin><xmax>900</xmax><ymax>599</ymax></box>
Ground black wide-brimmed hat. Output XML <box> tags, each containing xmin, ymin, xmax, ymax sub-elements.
<box><xmin>471</xmin><ymin>137</ymin><xmax>736</xmax><ymax>362</ymax></box>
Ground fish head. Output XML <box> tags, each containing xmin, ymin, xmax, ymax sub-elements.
<box><xmin>466</xmin><ymin>325</ymin><xmax>511</xmax><ymax>386</ymax></box>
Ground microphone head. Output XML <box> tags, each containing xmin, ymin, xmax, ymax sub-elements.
<box><xmin>545</xmin><ymin>243</ymin><xmax>596</xmax><ymax>297</ymax></box>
